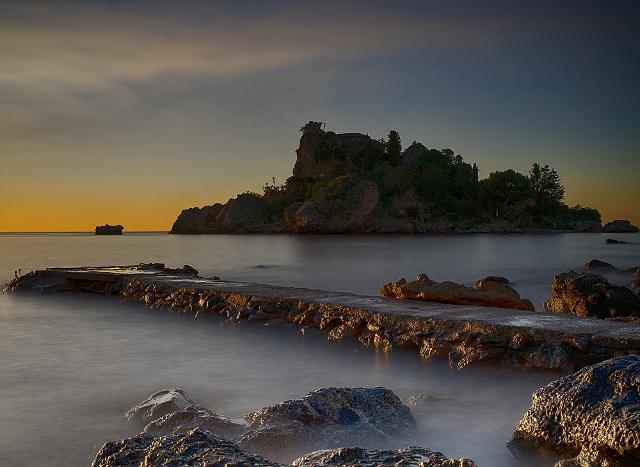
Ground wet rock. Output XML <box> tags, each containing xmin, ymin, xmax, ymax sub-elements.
<box><xmin>144</xmin><ymin>406</ymin><xmax>247</xmax><ymax>438</ymax></box>
<box><xmin>603</xmin><ymin>219</ymin><xmax>639</xmax><ymax>233</ymax></box>
<box><xmin>605</xmin><ymin>238</ymin><xmax>628</xmax><ymax>244</ymax></box>
<box><xmin>95</xmin><ymin>224</ymin><xmax>124</xmax><ymax>235</ymax></box>
<box><xmin>124</xmin><ymin>388</ymin><xmax>196</xmax><ymax>425</ymax></box>
<box><xmin>545</xmin><ymin>270</ymin><xmax>640</xmax><ymax>318</ymax></box>
<box><xmin>507</xmin><ymin>355</ymin><xmax>640</xmax><ymax>466</ymax></box>
<box><xmin>91</xmin><ymin>428</ymin><xmax>283</xmax><ymax>467</ymax></box>
<box><xmin>580</xmin><ymin>259</ymin><xmax>618</xmax><ymax>272</ymax></box>
<box><xmin>474</xmin><ymin>276</ymin><xmax>511</xmax><ymax>286</ymax></box>
<box><xmin>380</xmin><ymin>275</ymin><xmax>535</xmax><ymax>311</ymax></box>
<box><xmin>292</xmin><ymin>446</ymin><xmax>477</xmax><ymax>466</ymax></box>
<box><xmin>163</xmin><ymin>264</ymin><xmax>199</xmax><ymax>276</ymax></box>
<box><xmin>237</xmin><ymin>387</ymin><xmax>414</xmax><ymax>457</ymax></box>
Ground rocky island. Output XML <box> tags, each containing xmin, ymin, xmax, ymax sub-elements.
<box><xmin>95</xmin><ymin>224</ymin><xmax>124</xmax><ymax>235</ymax></box>
<box><xmin>170</xmin><ymin>121</ymin><xmax>607</xmax><ymax>234</ymax></box>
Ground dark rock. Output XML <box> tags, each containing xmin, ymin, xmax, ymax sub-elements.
<box><xmin>474</xmin><ymin>276</ymin><xmax>511</xmax><ymax>286</ymax></box>
<box><xmin>580</xmin><ymin>259</ymin><xmax>618</xmax><ymax>272</ymax></box>
<box><xmin>381</xmin><ymin>275</ymin><xmax>535</xmax><ymax>311</ymax></box>
<box><xmin>237</xmin><ymin>387</ymin><xmax>414</xmax><ymax>458</ymax></box>
<box><xmin>169</xmin><ymin>204</ymin><xmax>224</xmax><ymax>234</ymax></box>
<box><xmin>292</xmin><ymin>446</ymin><xmax>477</xmax><ymax>466</ymax></box>
<box><xmin>124</xmin><ymin>388</ymin><xmax>196</xmax><ymax>425</ymax></box>
<box><xmin>603</xmin><ymin>219</ymin><xmax>639</xmax><ymax>233</ymax></box>
<box><xmin>95</xmin><ymin>224</ymin><xmax>124</xmax><ymax>235</ymax></box>
<box><xmin>605</xmin><ymin>238</ymin><xmax>628</xmax><ymax>244</ymax></box>
<box><xmin>91</xmin><ymin>428</ymin><xmax>283</xmax><ymax>467</ymax></box>
<box><xmin>545</xmin><ymin>270</ymin><xmax>640</xmax><ymax>318</ymax></box>
<box><xmin>217</xmin><ymin>193</ymin><xmax>268</xmax><ymax>230</ymax></box>
<box><xmin>507</xmin><ymin>355</ymin><xmax>640</xmax><ymax>466</ymax></box>
<box><xmin>144</xmin><ymin>406</ymin><xmax>247</xmax><ymax>439</ymax></box>
<box><xmin>575</xmin><ymin>220</ymin><xmax>603</xmax><ymax>232</ymax></box>
<box><xmin>163</xmin><ymin>264</ymin><xmax>199</xmax><ymax>276</ymax></box>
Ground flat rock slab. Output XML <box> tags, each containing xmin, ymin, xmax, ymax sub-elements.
<box><xmin>6</xmin><ymin>265</ymin><xmax>640</xmax><ymax>371</ymax></box>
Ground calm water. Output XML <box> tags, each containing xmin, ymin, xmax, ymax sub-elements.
<box><xmin>1</xmin><ymin>233</ymin><xmax>638</xmax><ymax>466</ymax></box>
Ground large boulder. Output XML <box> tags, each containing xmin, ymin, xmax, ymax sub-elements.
<box><xmin>169</xmin><ymin>204</ymin><xmax>223</xmax><ymax>234</ymax></box>
<box><xmin>237</xmin><ymin>387</ymin><xmax>414</xmax><ymax>458</ymax></box>
<box><xmin>144</xmin><ymin>406</ymin><xmax>246</xmax><ymax>439</ymax></box>
<box><xmin>217</xmin><ymin>193</ymin><xmax>267</xmax><ymax>231</ymax></box>
<box><xmin>292</xmin><ymin>446</ymin><xmax>476</xmax><ymax>466</ymax></box>
<box><xmin>580</xmin><ymin>259</ymin><xmax>618</xmax><ymax>273</ymax></box>
<box><xmin>603</xmin><ymin>219</ymin><xmax>639</xmax><ymax>233</ymax></box>
<box><xmin>124</xmin><ymin>388</ymin><xmax>196</xmax><ymax>425</ymax></box>
<box><xmin>380</xmin><ymin>274</ymin><xmax>535</xmax><ymax>311</ymax></box>
<box><xmin>507</xmin><ymin>355</ymin><xmax>640</xmax><ymax>466</ymax></box>
<box><xmin>91</xmin><ymin>428</ymin><xmax>283</xmax><ymax>467</ymax></box>
<box><xmin>544</xmin><ymin>270</ymin><xmax>640</xmax><ymax>319</ymax></box>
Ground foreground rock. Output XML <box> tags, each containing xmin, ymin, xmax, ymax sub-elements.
<box><xmin>603</xmin><ymin>219</ymin><xmax>639</xmax><ymax>233</ymax></box>
<box><xmin>545</xmin><ymin>271</ymin><xmax>640</xmax><ymax>319</ymax></box>
<box><xmin>238</xmin><ymin>387</ymin><xmax>415</xmax><ymax>459</ymax></box>
<box><xmin>95</xmin><ymin>224</ymin><xmax>123</xmax><ymax>235</ymax></box>
<box><xmin>381</xmin><ymin>274</ymin><xmax>535</xmax><ymax>311</ymax></box>
<box><xmin>124</xmin><ymin>388</ymin><xmax>196</xmax><ymax>425</ymax></box>
<box><xmin>144</xmin><ymin>406</ymin><xmax>246</xmax><ymax>439</ymax></box>
<box><xmin>292</xmin><ymin>446</ymin><xmax>476</xmax><ymax>466</ymax></box>
<box><xmin>507</xmin><ymin>355</ymin><xmax>640</xmax><ymax>466</ymax></box>
<box><xmin>91</xmin><ymin>428</ymin><xmax>283</xmax><ymax>467</ymax></box>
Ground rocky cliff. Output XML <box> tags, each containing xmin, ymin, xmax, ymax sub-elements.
<box><xmin>170</xmin><ymin>122</ymin><xmax>606</xmax><ymax>234</ymax></box>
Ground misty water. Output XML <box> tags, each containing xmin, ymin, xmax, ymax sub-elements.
<box><xmin>1</xmin><ymin>232</ymin><xmax>639</xmax><ymax>466</ymax></box>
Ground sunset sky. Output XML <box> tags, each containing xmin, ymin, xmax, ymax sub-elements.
<box><xmin>1</xmin><ymin>0</ymin><xmax>638</xmax><ymax>231</ymax></box>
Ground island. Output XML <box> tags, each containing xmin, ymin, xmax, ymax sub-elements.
<box><xmin>95</xmin><ymin>224</ymin><xmax>124</xmax><ymax>235</ymax></box>
<box><xmin>170</xmin><ymin>121</ymin><xmax>607</xmax><ymax>234</ymax></box>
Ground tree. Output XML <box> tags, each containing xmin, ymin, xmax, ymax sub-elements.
<box><xmin>529</xmin><ymin>163</ymin><xmax>565</xmax><ymax>216</ymax></box>
<box><xmin>480</xmin><ymin>170</ymin><xmax>532</xmax><ymax>212</ymax></box>
<box><xmin>386</xmin><ymin>130</ymin><xmax>402</xmax><ymax>167</ymax></box>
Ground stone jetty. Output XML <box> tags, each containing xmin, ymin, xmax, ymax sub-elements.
<box><xmin>5</xmin><ymin>264</ymin><xmax>640</xmax><ymax>371</ymax></box>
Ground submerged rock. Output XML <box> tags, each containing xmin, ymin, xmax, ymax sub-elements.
<box><xmin>95</xmin><ymin>224</ymin><xmax>124</xmax><ymax>235</ymax></box>
<box><xmin>380</xmin><ymin>274</ymin><xmax>535</xmax><ymax>311</ymax></box>
<box><xmin>507</xmin><ymin>355</ymin><xmax>640</xmax><ymax>466</ymax></box>
<box><xmin>603</xmin><ymin>219</ymin><xmax>639</xmax><ymax>233</ymax></box>
<box><xmin>545</xmin><ymin>270</ymin><xmax>640</xmax><ymax>319</ymax></box>
<box><xmin>124</xmin><ymin>388</ymin><xmax>196</xmax><ymax>425</ymax></box>
<box><xmin>144</xmin><ymin>405</ymin><xmax>246</xmax><ymax>439</ymax></box>
<box><xmin>292</xmin><ymin>446</ymin><xmax>476</xmax><ymax>466</ymax></box>
<box><xmin>238</xmin><ymin>387</ymin><xmax>415</xmax><ymax>458</ymax></box>
<box><xmin>604</xmin><ymin>238</ymin><xmax>628</xmax><ymax>244</ymax></box>
<box><xmin>91</xmin><ymin>428</ymin><xmax>283</xmax><ymax>467</ymax></box>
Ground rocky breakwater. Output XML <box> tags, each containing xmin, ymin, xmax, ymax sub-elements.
<box><xmin>545</xmin><ymin>259</ymin><xmax>640</xmax><ymax>320</ymax></box>
<box><xmin>7</xmin><ymin>264</ymin><xmax>640</xmax><ymax>371</ymax></box>
<box><xmin>380</xmin><ymin>274</ymin><xmax>535</xmax><ymax>311</ymax></box>
<box><xmin>508</xmin><ymin>355</ymin><xmax>640</xmax><ymax>466</ymax></box>
<box><xmin>92</xmin><ymin>386</ymin><xmax>475</xmax><ymax>466</ymax></box>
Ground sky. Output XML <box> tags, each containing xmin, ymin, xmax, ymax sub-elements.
<box><xmin>0</xmin><ymin>0</ymin><xmax>638</xmax><ymax>231</ymax></box>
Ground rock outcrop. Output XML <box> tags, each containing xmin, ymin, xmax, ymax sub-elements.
<box><xmin>144</xmin><ymin>406</ymin><xmax>246</xmax><ymax>439</ymax></box>
<box><xmin>603</xmin><ymin>219</ymin><xmax>639</xmax><ymax>233</ymax></box>
<box><xmin>580</xmin><ymin>259</ymin><xmax>618</xmax><ymax>273</ymax></box>
<box><xmin>545</xmin><ymin>271</ymin><xmax>640</xmax><ymax>319</ymax></box>
<box><xmin>91</xmin><ymin>428</ymin><xmax>283</xmax><ymax>467</ymax></box>
<box><xmin>292</xmin><ymin>446</ymin><xmax>476</xmax><ymax>466</ymax></box>
<box><xmin>169</xmin><ymin>204</ymin><xmax>223</xmax><ymax>234</ymax></box>
<box><xmin>507</xmin><ymin>355</ymin><xmax>640</xmax><ymax>466</ymax></box>
<box><xmin>95</xmin><ymin>224</ymin><xmax>123</xmax><ymax>235</ymax></box>
<box><xmin>238</xmin><ymin>387</ymin><xmax>415</xmax><ymax>458</ymax></box>
<box><xmin>575</xmin><ymin>220</ymin><xmax>603</xmax><ymax>232</ymax></box>
<box><xmin>381</xmin><ymin>274</ymin><xmax>535</xmax><ymax>311</ymax></box>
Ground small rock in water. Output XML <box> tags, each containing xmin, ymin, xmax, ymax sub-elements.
<box><xmin>604</xmin><ymin>238</ymin><xmax>628</xmax><ymax>244</ymax></box>
<box><xmin>579</xmin><ymin>259</ymin><xmax>618</xmax><ymax>272</ymax></box>
<box><xmin>124</xmin><ymin>388</ymin><xmax>196</xmax><ymax>425</ymax></box>
<box><xmin>144</xmin><ymin>405</ymin><xmax>246</xmax><ymax>439</ymax></box>
<box><xmin>507</xmin><ymin>355</ymin><xmax>640</xmax><ymax>466</ymax></box>
<box><xmin>292</xmin><ymin>446</ymin><xmax>477</xmax><ymax>466</ymax></box>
